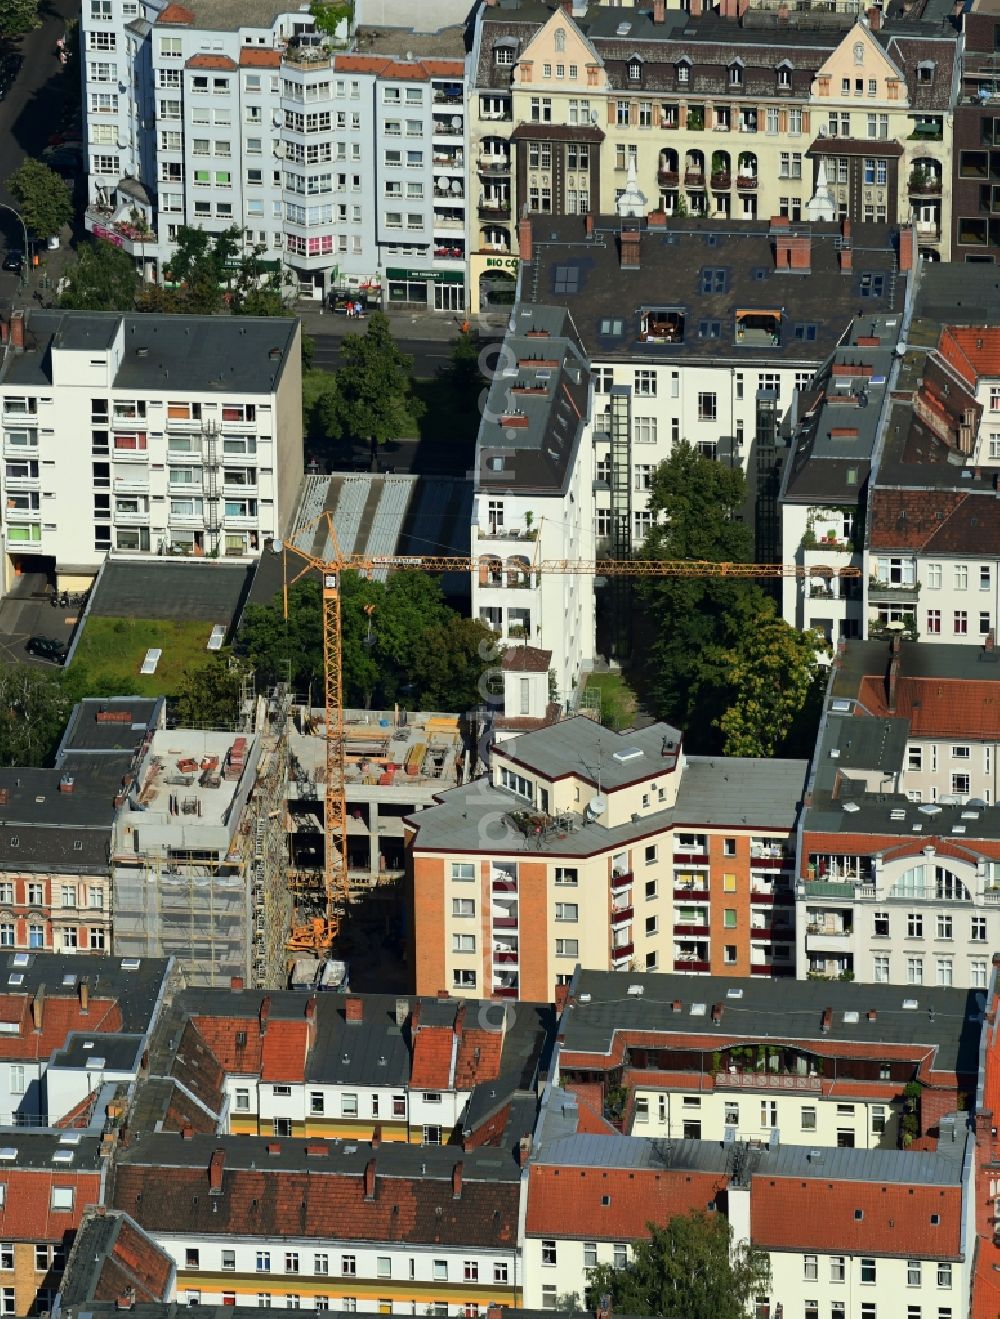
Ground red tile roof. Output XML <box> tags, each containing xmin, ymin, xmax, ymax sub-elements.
<box><xmin>501</xmin><ymin>646</ymin><xmax>552</xmax><ymax>674</ymax></box>
<box><xmin>410</xmin><ymin>1026</ymin><xmax>454</xmax><ymax>1089</ymax></box>
<box><xmin>54</xmin><ymin>1089</ymin><xmax>99</xmax><ymax>1129</ymax></box>
<box><xmin>190</xmin><ymin>1015</ymin><xmax>263</xmax><ymax>1075</ymax></box>
<box><xmin>93</xmin><ymin>1213</ymin><xmax>175</xmax><ymax>1304</ymax></box>
<box><xmin>239</xmin><ymin>49</ymin><xmax>282</xmax><ymax>67</ymax></box>
<box><xmin>856</xmin><ymin>673</ymin><xmax>1000</xmax><ymax>738</ymax></box>
<box><xmin>525</xmin><ymin>1165</ymin><xmax>721</xmax><ymax>1239</ymax></box>
<box><xmin>186</xmin><ymin>53</ymin><xmax>237</xmax><ymax>70</ymax></box>
<box><xmin>938</xmin><ymin>327</ymin><xmax>1000</xmax><ymax>385</ymax></box>
<box><xmin>752</xmin><ymin>1177</ymin><xmax>962</xmax><ymax>1257</ymax></box>
<box><xmin>453</xmin><ymin>1029</ymin><xmax>503</xmax><ymax>1090</ymax></box>
<box><xmin>0</xmin><ymin>995</ymin><xmax>122</xmax><ymax>1060</ymax></box>
<box><xmin>0</xmin><ymin>1169</ymin><xmax>102</xmax><ymax>1240</ymax></box>
<box><xmin>868</xmin><ymin>489</ymin><xmax>967</xmax><ymax>551</ymax></box>
<box><xmin>333</xmin><ymin>54</ymin><xmax>464</xmax><ymax>80</ymax></box>
<box><xmin>156</xmin><ymin>2</ymin><xmax>193</xmax><ymax>21</ymax></box>
<box><xmin>260</xmin><ymin>1020</ymin><xmax>309</xmax><ymax>1083</ymax></box>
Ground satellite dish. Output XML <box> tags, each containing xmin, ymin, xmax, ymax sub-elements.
<box><xmin>587</xmin><ymin>794</ymin><xmax>608</xmax><ymax>819</ymax></box>
<box><xmin>271</xmin><ymin>539</ymin><xmax>283</xmax><ymax>554</ymax></box>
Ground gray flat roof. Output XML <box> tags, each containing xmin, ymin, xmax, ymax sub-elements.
<box><xmin>0</xmin><ymin>1130</ymin><xmax>105</xmax><ymax>1169</ymax></box>
<box><xmin>2</xmin><ymin>311</ymin><xmax>298</xmax><ymax>395</ymax></box>
<box><xmin>58</xmin><ymin>697</ymin><xmax>161</xmax><ymax>755</ymax></box>
<box><xmin>49</xmin><ymin>1032</ymin><xmax>147</xmax><ymax>1072</ymax></box>
<box><xmin>562</xmin><ymin>968</ymin><xmax>983</xmax><ymax>1075</ymax></box>
<box><xmin>0</xmin><ymin>952</ymin><xmax>169</xmax><ymax>1035</ymax></box>
<box><xmin>498</xmin><ymin>717</ymin><xmax>683</xmax><ymax>789</ymax></box>
<box><xmin>89</xmin><ymin>560</ymin><xmax>254</xmax><ymax>627</ymax></box>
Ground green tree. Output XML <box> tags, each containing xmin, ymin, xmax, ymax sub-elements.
<box><xmin>302</xmin><ymin>368</ymin><xmax>344</xmax><ymax>447</ymax></box>
<box><xmin>171</xmin><ymin>658</ymin><xmax>245</xmax><ymax>727</ymax></box>
<box><xmin>310</xmin><ymin>0</ymin><xmax>353</xmax><ymax>34</ymax></box>
<box><xmin>237</xmin><ymin>578</ymin><xmax>325</xmax><ymax>695</ymax></box>
<box><xmin>409</xmin><ymin>616</ymin><xmax>496</xmax><ymax>712</ymax></box>
<box><xmin>716</xmin><ymin>603</ymin><xmax>828</xmax><ymax>757</ymax></box>
<box><xmin>335</xmin><ymin>312</ymin><xmax>422</xmax><ymax>463</ymax></box>
<box><xmin>0</xmin><ymin>0</ymin><xmax>39</xmax><ymax>37</ymax></box>
<box><xmin>230</xmin><ymin>245</ymin><xmax>286</xmax><ymax>317</ymax></box>
<box><xmin>60</xmin><ymin>239</ymin><xmax>140</xmax><ymax>311</ymax></box>
<box><xmin>636</xmin><ymin>444</ymin><xmax>765</xmax><ymax>744</ymax></box>
<box><xmin>0</xmin><ymin>664</ymin><xmax>72</xmax><ymax>766</ymax></box>
<box><xmin>164</xmin><ymin>224</ymin><xmax>240</xmax><ymax>314</ymax></box>
<box><xmin>587</xmin><ymin>1212</ymin><xmax>771</xmax><ymax>1319</ymax></box>
<box><xmin>8</xmin><ymin>158</ymin><xmax>72</xmax><ymax>240</ymax></box>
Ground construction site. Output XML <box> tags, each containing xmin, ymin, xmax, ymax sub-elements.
<box><xmin>110</xmin><ymin>688</ymin><xmax>292</xmax><ymax>989</ymax></box>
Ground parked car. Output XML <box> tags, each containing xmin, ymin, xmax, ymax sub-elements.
<box><xmin>2</xmin><ymin>250</ymin><xmax>23</xmax><ymax>274</ymax></box>
<box><xmin>26</xmin><ymin>636</ymin><xmax>67</xmax><ymax>664</ymax></box>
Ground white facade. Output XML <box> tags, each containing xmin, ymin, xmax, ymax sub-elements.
<box><xmin>0</xmin><ymin>312</ymin><xmax>302</xmax><ymax>590</ymax></box>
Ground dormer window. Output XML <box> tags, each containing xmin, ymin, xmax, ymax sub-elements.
<box><xmin>729</xmin><ymin>61</ymin><xmax>743</xmax><ymax>87</ymax></box>
<box><xmin>777</xmin><ymin>61</ymin><xmax>792</xmax><ymax>88</ymax></box>
<box><xmin>677</xmin><ymin>58</ymin><xmax>691</xmax><ymax>84</ymax></box>
<box><xmin>854</xmin><ymin>41</ymin><xmax>865</xmax><ymax>65</ymax></box>
<box><xmin>917</xmin><ymin>60</ymin><xmax>935</xmax><ymax>84</ymax></box>
<box><xmin>629</xmin><ymin>59</ymin><xmax>642</xmax><ymax>81</ymax></box>
<box><xmin>494</xmin><ymin>46</ymin><xmax>514</xmax><ymax>65</ymax></box>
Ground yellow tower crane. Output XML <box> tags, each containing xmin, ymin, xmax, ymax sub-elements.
<box><xmin>281</xmin><ymin>510</ymin><xmax>860</xmax><ymax>952</ymax></box>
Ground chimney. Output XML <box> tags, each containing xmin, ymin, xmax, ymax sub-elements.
<box><xmin>887</xmin><ymin>654</ymin><xmax>900</xmax><ymax>713</ymax></box>
<box><xmin>230</xmin><ymin>976</ymin><xmax>244</xmax><ymax>991</ymax></box>
<box><xmin>584</xmin><ymin>212</ymin><xmax>594</xmax><ymax>237</ymax></box>
<box><xmin>209</xmin><ymin>1147</ymin><xmax>225</xmax><ymax>1192</ymax></box>
<box><xmin>517</xmin><ymin>1134</ymin><xmax>532</xmax><ymax>1168</ymax></box>
<box><xmin>345</xmin><ymin>996</ymin><xmax>363</xmax><ymax>1024</ymax></box>
<box><xmin>987</xmin><ymin>630</ymin><xmax>996</xmax><ymax>654</ymax></box>
<box><xmin>364</xmin><ymin>1157</ymin><xmax>377</xmax><ymax>1200</ymax></box>
<box><xmin>259</xmin><ymin>995</ymin><xmax>270</xmax><ymax>1034</ymax></box>
<box><xmin>181</xmin><ymin>1125</ymin><xmax>194</xmax><ymax>1140</ymax></box>
<box><xmin>595</xmin><ymin>1295</ymin><xmax>612</xmax><ymax>1319</ymax></box>
<box><xmin>890</xmin><ymin>630</ymin><xmax>902</xmax><ymax>656</ymax></box>
<box><xmin>775</xmin><ymin>232</ymin><xmax>811</xmax><ymax>272</ymax></box>
<box><xmin>487</xmin><ymin>1307</ymin><xmax>504</xmax><ymax>1319</ymax></box>
<box><xmin>518</xmin><ymin>215</ymin><xmax>533</xmax><ymax>262</ymax></box>
<box><xmin>820</xmin><ymin>1007</ymin><xmax>833</xmax><ymax>1034</ymax></box>
<box><xmin>711</xmin><ymin>1002</ymin><xmax>724</xmax><ymax>1024</ymax></box>
<box><xmin>620</xmin><ymin>227</ymin><xmax>641</xmax><ymax>271</ymax></box>
<box><xmin>866</xmin><ymin>4</ymin><xmax>881</xmax><ymax>28</ymax></box>
<box><xmin>371</xmin><ymin>1124</ymin><xmax>382</xmax><ymax>1149</ymax></box>
<box><xmin>839</xmin><ymin>247</ymin><xmax>853</xmax><ymax>273</ymax></box>
<box><xmin>58</xmin><ymin>774</ymin><xmax>74</xmax><ymax>794</ymax></box>
<box><xmin>394</xmin><ymin>997</ymin><xmax>409</xmax><ymax>1028</ymax></box>
<box><xmin>452</xmin><ymin>1160</ymin><xmax>463</xmax><ymax>1199</ymax></box>
<box><xmin>31</xmin><ymin>986</ymin><xmax>44</xmax><ymax>1033</ymax></box>
<box><xmin>867</xmin><ymin>1008</ymin><xmax>877</xmax><ymax>1022</ymax></box>
<box><xmin>672</xmin><ymin>999</ymin><xmax>682</xmax><ymax>1013</ymax></box>
<box><xmin>652</xmin><ymin>0</ymin><xmax>666</xmax><ymax>19</ymax></box>
<box><xmin>899</xmin><ymin>225</ymin><xmax>915</xmax><ymax>273</ymax></box>
<box><xmin>10</xmin><ymin>311</ymin><xmax>24</xmax><ymax>352</ymax></box>
<box><xmin>304</xmin><ymin>995</ymin><xmax>316</xmax><ymax>1020</ymax></box>
<box><xmin>841</xmin><ymin>216</ymin><xmax>852</xmax><ymax>243</ymax></box>
<box><xmin>79</xmin><ymin>978</ymin><xmax>89</xmax><ymax>1015</ymax></box>
<box><xmin>116</xmin><ymin>1287</ymin><xmax>136</xmax><ymax>1312</ymax></box>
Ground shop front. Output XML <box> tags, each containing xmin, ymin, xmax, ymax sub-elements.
<box><xmin>385</xmin><ymin>266</ymin><xmax>466</xmax><ymax>313</ymax></box>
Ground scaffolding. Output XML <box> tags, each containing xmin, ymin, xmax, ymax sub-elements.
<box><xmin>110</xmin><ymin>688</ymin><xmax>292</xmax><ymax>989</ymax></box>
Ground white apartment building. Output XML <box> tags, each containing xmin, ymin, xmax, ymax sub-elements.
<box><xmin>81</xmin><ymin>0</ymin><xmax>470</xmax><ymax>305</ymax></box>
<box><xmin>797</xmin><ymin>636</ymin><xmax>1000</xmax><ymax>987</ymax></box>
<box><xmin>0</xmin><ymin>309</ymin><xmax>301</xmax><ymax>592</ymax></box>
<box><xmin>470</xmin><ymin>299</ymin><xmax>595</xmax><ymax>704</ymax></box>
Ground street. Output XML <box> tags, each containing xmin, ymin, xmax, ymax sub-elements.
<box><xmin>306</xmin><ymin>333</ymin><xmax>455</xmax><ymax>380</ymax></box>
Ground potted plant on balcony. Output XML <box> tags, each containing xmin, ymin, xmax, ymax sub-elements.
<box><xmin>687</xmin><ymin>106</ymin><xmax>704</xmax><ymax>131</ymax></box>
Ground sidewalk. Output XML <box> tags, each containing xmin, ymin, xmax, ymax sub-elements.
<box><xmin>294</xmin><ymin>300</ymin><xmax>510</xmax><ymax>342</ymax></box>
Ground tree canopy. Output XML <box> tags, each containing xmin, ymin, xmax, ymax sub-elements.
<box><xmin>0</xmin><ymin>663</ymin><xmax>72</xmax><ymax>767</ymax></box>
<box><xmin>170</xmin><ymin>658</ymin><xmax>245</xmax><ymax>727</ymax></box>
<box><xmin>0</xmin><ymin>0</ymin><xmax>38</xmax><ymax>35</ymax></box>
<box><xmin>335</xmin><ymin>313</ymin><xmax>422</xmax><ymax>458</ymax></box>
<box><xmin>237</xmin><ymin>572</ymin><xmax>494</xmax><ymax>712</ymax></box>
<box><xmin>8</xmin><ymin>158</ymin><xmax>72</xmax><ymax>240</ymax></box>
<box><xmin>635</xmin><ymin>444</ymin><xmax>824</xmax><ymax>755</ymax></box>
<box><xmin>59</xmin><ymin>239</ymin><xmax>140</xmax><ymax>311</ymax></box>
<box><xmin>587</xmin><ymin>1212</ymin><xmax>771</xmax><ymax>1319</ymax></box>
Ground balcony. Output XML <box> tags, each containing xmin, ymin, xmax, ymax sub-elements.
<box><xmin>908</xmin><ymin>171</ymin><xmax>942</xmax><ymax>195</ymax></box>
<box><xmin>673</xmin><ymin>885</ymin><xmax>708</xmax><ymax>900</ymax></box>
<box><xmin>165</xmin><ymin>414</ymin><xmax>204</xmax><ymax>431</ymax></box>
<box><xmin>479</xmin><ymin>199</ymin><xmax>510</xmax><ymax>220</ymax></box>
<box><xmin>736</xmin><ymin>174</ymin><xmax>758</xmax><ymax>190</ymax></box>
<box><xmin>493</xmin><ymin>949</ymin><xmax>518</xmax><ymax>965</ymax></box>
<box><xmin>750</xmin><ymin>964</ymin><xmax>795</xmax><ymax>977</ymax></box>
<box><xmin>673</xmin><ymin>958</ymin><xmax>710</xmax><ymax>973</ymax></box>
<box><xmin>478</xmin><ymin>156</ymin><xmax>510</xmax><ymax>175</ymax></box>
<box><xmin>492</xmin><ymin>916</ymin><xmax>517</xmax><ymax>930</ymax></box>
<box><xmin>6</xmin><ymin>506</ymin><xmax>40</xmax><ymax>522</ymax></box>
<box><xmin>115</xmin><ymin>510</ymin><xmax>149</xmax><ymax>526</ymax></box>
<box><xmin>493</xmin><ymin>986</ymin><xmax>518</xmax><ymax>1000</ymax></box>
<box><xmin>710</xmin><ymin>171</ymin><xmax>731</xmax><ymax>190</ymax></box>
<box><xmin>610</xmin><ymin>905</ymin><xmax>633</xmax><ymax>927</ymax></box>
<box><xmin>751</xmin><ymin>888</ymin><xmax>794</xmax><ymax>905</ymax></box>
<box><xmin>612</xmin><ymin>943</ymin><xmax>634</xmax><ymax>963</ymax></box>
<box><xmin>684</xmin><ymin>170</ymin><xmax>705</xmax><ymax>188</ymax></box>
<box><xmin>805</xmin><ymin>928</ymin><xmax>853</xmax><ymax>955</ymax></box>
<box><xmin>610</xmin><ymin>870</ymin><xmax>633</xmax><ymax>892</ymax></box>
<box><xmin>750</xmin><ymin>851</ymin><xmax>792</xmax><ymax>870</ymax></box>
<box><xmin>750</xmin><ymin>925</ymin><xmax>795</xmax><ymax>942</ymax></box>
<box><xmin>168</xmin><ymin>511</ymin><xmax>205</xmax><ymax>527</ymax></box>
<box><xmin>113</xmin><ymin>476</ymin><xmax>151</xmax><ymax>494</ymax></box>
<box><xmin>657</xmin><ymin>168</ymin><xmax>679</xmax><ymax>187</ymax></box>
<box><xmin>491</xmin><ymin>878</ymin><xmax>517</xmax><ymax>893</ymax></box>
<box><xmin>673</xmin><ymin>922</ymin><xmax>710</xmax><ymax>936</ymax></box>
<box><xmin>432</xmin><ymin>118</ymin><xmax>464</xmax><ymax>140</ymax></box>
<box><xmin>3</xmin><ymin>473</ymin><xmax>38</xmax><ymax>490</ymax></box>
<box><xmin>674</xmin><ymin>851</ymin><xmax>709</xmax><ymax>865</ymax></box>
<box><xmin>3</xmin><ymin>406</ymin><xmax>38</xmax><ymax>423</ymax></box>
<box><xmin>868</xmin><ymin>576</ymin><xmax>920</xmax><ymax>602</ymax></box>
<box><xmin>111</xmin><ymin>446</ymin><xmax>149</xmax><ymax>463</ymax></box>
<box><xmin>715</xmin><ymin>1070</ymin><xmax>820</xmax><ymax>1092</ymax></box>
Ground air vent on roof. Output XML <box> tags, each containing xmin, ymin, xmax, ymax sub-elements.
<box><xmin>917</xmin><ymin>804</ymin><xmax>942</xmax><ymax>815</ymax></box>
<box><xmin>61</xmin><ymin>975</ymin><xmax>76</xmax><ymax>987</ymax></box>
<box><xmin>120</xmin><ymin>958</ymin><xmax>141</xmax><ymax>970</ymax></box>
<box><xmin>690</xmin><ymin>1002</ymin><xmax>707</xmax><ymax>1016</ymax></box>
<box><xmin>912</xmin><ymin>824</ymin><xmax>923</xmax><ymax>832</ymax></box>
<box><xmin>88</xmin><ymin>1057</ymin><xmax>105</xmax><ymax>1069</ymax></box>
<box><xmin>612</xmin><ymin>748</ymin><xmax>644</xmax><ymax>763</ymax></box>
<box><xmin>952</xmin><ymin>826</ymin><xmax>967</xmax><ymax>835</ymax></box>
<box><xmin>843</xmin><ymin>1011</ymin><xmax>860</xmax><ymax>1024</ymax></box>
<box><xmin>52</xmin><ymin>1150</ymin><xmax>73</xmax><ymax>1164</ymax></box>
<box><xmin>726</xmin><ymin>987</ymin><xmax>744</xmax><ymax>1000</ymax></box>
<box><xmin>626</xmin><ymin>984</ymin><xmax>644</xmax><ymax>997</ymax></box>
<box><xmin>616</xmin><ymin>20</ymin><xmax>631</xmax><ymax>34</ymax></box>
<box><xmin>842</xmin><ymin>801</ymin><xmax>860</xmax><ymax>813</ymax></box>
<box><xmin>578</xmin><ymin>992</ymin><xmax>591</xmax><ymax>1003</ymax></box>
<box><xmin>0</xmin><ymin>1149</ymin><xmax>17</xmax><ymax>1162</ymax></box>
<box><xmin>829</xmin><ymin>748</ymin><xmax>840</xmax><ymax>759</ymax></box>
<box><xmin>890</xmin><ymin>809</ymin><xmax>906</xmax><ymax>821</ymax></box>
<box><xmin>902</xmin><ymin>998</ymin><xmax>918</xmax><ymax>1010</ymax></box>
<box><xmin>831</xmin><ymin>700</ymin><xmax>852</xmax><ymax>713</ymax></box>
<box><xmin>6</xmin><ymin>975</ymin><xmax>22</xmax><ymax>987</ymax></box>
<box><xmin>962</xmin><ymin>809</ymin><xmax>981</xmax><ymax>819</ymax></box>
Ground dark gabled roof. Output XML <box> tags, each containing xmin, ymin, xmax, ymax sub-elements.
<box><xmin>60</xmin><ymin>1210</ymin><xmax>175</xmax><ymax>1308</ymax></box>
<box><xmin>111</xmin><ymin>1134</ymin><xmax>521</xmax><ymax>1246</ymax></box>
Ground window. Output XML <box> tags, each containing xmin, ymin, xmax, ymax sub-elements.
<box><xmin>936</xmin><ymin>913</ymin><xmax>953</xmax><ymax>939</ymax></box>
<box><xmin>830</xmin><ymin>1257</ymin><xmax>846</xmax><ymax>1282</ymax></box>
<box><xmin>908</xmin><ymin>912</ymin><xmax>923</xmax><ymax>938</ymax></box>
<box><xmin>555</xmin><ymin>902</ymin><xmax>578</xmax><ymax>922</ymax></box>
<box><xmin>285</xmin><ymin>1254</ymin><xmax>299</xmax><ymax>1275</ymax></box>
<box><xmin>874</xmin><ymin>955</ymin><xmax>889</xmax><ymax>983</ymax></box>
<box><xmin>906</xmin><ymin>956</ymin><xmax>923</xmax><ymax>985</ymax></box>
<box><xmin>0</xmin><ymin>1291</ymin><xmax>13</xmax><ymax>1316</ymax></box>
<box><xmin>634</xmin><ymin>370</ymin><xmax>656</xmax><ymax>396</ymax></box>
<box><xmin>801</xmin><ymin>1106</ymin><xmax>817</xmax><ymax>1131</ymax></box>
<box><xmin>452</xmin><ymin>899</ymin><xmax>474</xmax><ymax>918</ymax></box>
<box><xmin>952</xmin><ymin>774</ymin><xmax>970</xmax><ymax>796</ymax></box>
<box><xmin>555</xmin><ymin>867</ymin><xmax>578</xmax><ymax>886</ymax></box>
<box><xmin>494</xmin><ymin>1264</ymin><xmax>508</xmax><ymax>1284</ymax></box>
<box><xmin>452</xmin><ymin>934</ymin><xmax>475</xmax><ymax>953</ymax></box>
<box><xmin>341</xmin><ymin>1256</ymin><xmax>356</xmax><ymax>1277</ymax></box>
<box><xmin>0</xmin><ymin>1246</ymin><xmax>10</xmax><ymax>1271</ymax></box>
<box><xmin>861</xmin><ymin>1259</ymin><xmax>877</xmax><ymax>1284</ymax></box>
<box><xmin>50</xmin><ymin>1187</ymin><xmax>74</xmax><ymax>1212</ymax></box>
<box><xmin>937</xmin><ymin>1264</ymin><xmax>952</xmax><ymax>1288</ymax></box>
<box><xmin>804</xmin><ymin>1254</ymin><xmax>818</xmax><ymax>1281</ymax></box>
<box><xmin>257</xmin><ymin>1252</ymin><xmax>271</xmax><ymax>1273</ymax></box>
<box><xmin>698</xmin><ymin>392</ymin><xmax>717</xmax><ymax>421</ymax></box>
<box><xmin>235</xmin><ymin>1088</ymin><xmax>250</xmax><ymax>1111</ymax></box>
<box><xmin>541</xmin><ymin>1240</ymin><xmax>557</xmax><ymax>1266</ymax></box>
<box><xmin>907</xmin><ymin>1261</ymin><xmax>922</xmax><ymax>1287</ymax></box>
<box><xmin>556</xmin><ymin>939</ymin><xmax>579</xmax><ymax>958</ymax></box>
<box><xmin>724</xmin><ymin>909</ymin><xmax>737</xmax><ymax>928</ymax></box>
<box><xmin>973</xmin><ymin>959</ymin><xmax>989</xmax><ymax>988</ymax></box>
<box><xmin>973</xmin><ymin>915</ymin><xmax>988</xmax><ymax>941</ymax></box>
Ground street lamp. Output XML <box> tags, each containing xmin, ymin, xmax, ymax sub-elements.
<box><xmin>0</xmin><ymin>203</ymin><xmax>28</xmax><ymax>289</ymax></box>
